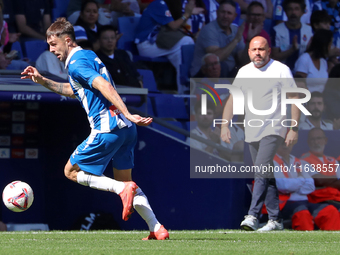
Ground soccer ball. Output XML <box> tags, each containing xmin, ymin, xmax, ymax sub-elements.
<box><xmin>2</xmin><ymin>181</ymin><xmax>34</xmax><ymax>212</ymax></box>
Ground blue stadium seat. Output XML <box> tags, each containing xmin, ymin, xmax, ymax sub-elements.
<box><xmin>52</xmin><ymin>0</ymin><xmax>70</xmax><ymax>21</ymax></box>
<box><xmin>11</xmin><ymin>41</ymin><xmax>24</xmax><ymax>59</ymax></box>
<box><xmin>152</xmin><ymin>121</ymin><xmax>186</xmax><ymax>141</ymax></box>
<box><xmin>134</xmin><ymin>96</ymin><xmax>155</xmax><ymax>117</ymax></box>
<box><xmin>24</xmin><ymin>40</ymin><xmax>48</xmax><ymax>62</ymax></box>
<box><xmin>179</xmin><ymin>44</ymin><xmax>195</xmax><ymax>85</ymax></box>
<box><xmin>117</xmin><ymin>17</ymin><xmax>168</xmax><ymax>63</ymax></box>
<box><xmin>137</xmin><ymin>69</ymin><xmax>160</xmax><ymax>93</ymax></box>
<box><xmin>152</xmin><ymin>94</ymin><xmax>189</xmax><ymax>120</ymax></box>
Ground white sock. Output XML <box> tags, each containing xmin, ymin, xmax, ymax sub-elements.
<box><xmin>77</xmin><ymin>170</ymin><xmax>125</xmax><ymax>194</ymax></box>
<box><xmin>133</xmin><ymin>187</ymin><xmax>161</xmax><ymax>232</ymax></box>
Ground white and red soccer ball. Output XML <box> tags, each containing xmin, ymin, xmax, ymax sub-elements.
<box><xmin>2</xmin><ymin>181</ymin><xmax>34</xmax><ymax>212</ymax></box>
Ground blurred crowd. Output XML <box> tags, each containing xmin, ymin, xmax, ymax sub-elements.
<box><xmin>0</xmin><ymin>0</ymin><xmax>338</xmax><ymax>92</ymax></box>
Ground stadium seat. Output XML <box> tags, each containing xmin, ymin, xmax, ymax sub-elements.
<box><xmin>179</xmin><ymin>44</ymin><xmax>195</xmax><ymax>85</ymax></box>
<box><xmin>137</xmin><ymin>69</ymin><xmax>160</xmax><ymax>93</ymax></box>
<box><xmin>134</xmin><ymin>96</ymin><xmax>155</xmax><ymax>117</ymax></box>
<box><xmin>11</xmin><ymin>41</ymin><xmax>24</xmax><ymax>59</ymax></box>
<box><xmin>152</xmin><ymin>94</ymin><xmax>189</xmax><ymax>120</ymax></box>
<box><xmin>152</xmin><ymin>121</ymin><xmax>186</xmax><ymax>141</ymax></box>
<box><xmin>117</xmin><ymin>17</ymin><xmax>168</xmax><ymax>63</ymax></box>
<box><xmin>52</xmin><ymin>0</ymin><xmax>70</xmax><ymax>21</ymax></box>
<box><xmin>24</xmin><ymin>40</ymin><xmax>48</xmax><ymax>63</ymax></box>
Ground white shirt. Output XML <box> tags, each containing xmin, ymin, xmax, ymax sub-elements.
<box><xmin>294</xmin><ymin>53</ymin><xmax>328</xmax><ymax>93</ymax></box>
<box><xmin>233</xmin><ymin>59</ymin><xmax>297</xmax><ymax>142</ymax></box>
<box><xmin>299</xmin><ymin>118</ymin><xmax>333</xmax><ymax>130</ymax></box>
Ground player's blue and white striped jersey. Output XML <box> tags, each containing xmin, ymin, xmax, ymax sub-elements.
<box><xmin>65</xmin><ymin>46</ymin><xmax>131</xmax><ymax>132</ymax></box>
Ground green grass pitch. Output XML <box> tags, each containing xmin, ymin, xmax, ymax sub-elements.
<box><xmin>1</xmin><ymin>230</ymin><xmax>340</xmax><ymax>254</ymax></box>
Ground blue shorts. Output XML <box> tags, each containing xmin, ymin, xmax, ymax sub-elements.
<box><xmin>70</xmin><ymin>124</ymin><xmax>137</xmax><ymax>175</ymax></box>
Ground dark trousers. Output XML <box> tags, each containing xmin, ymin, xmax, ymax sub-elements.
<box><xmin>248</xmin><ymin>135</ymin><xmax>284</xmax><ymax>221</ymax></box>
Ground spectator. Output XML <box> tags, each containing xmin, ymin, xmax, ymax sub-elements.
<box><xmin>294</xmin><ymin>29</ymin><xmax>333</xmax><ymax>93</ymax></box>
<box><xmin>310</xmin><ymin>10</ymin><xmax>340</xmax><ymax>60</ymax></box>
<box><xmin>67</xmin><ymin>0</ymin><xmax>136</xmax><ymax>28</ymax></box>
<box><xmin>0</xmin><ymin>0</ymin><xmax>21</xmax><ymax>57</ymax></box>
<box><xmin>271</xmin><ymin>0</ymin><xmax>313</xmax><ymax>71</ymax></box>
<box><xmin>200</xmin><ymin>53</ymin><xmax>222</xmax><ymax>78</ymax></box>
<box><xmin>109</xmin><ymin>0</ymin><xmax>143</xmax><ymax>28</ymax></box>
<box><xmin>181</xmin><ymin>0</ymin><xmax>206</xmax><ymax>37</ymax></box>
<box><xmin>96</xmin><ymin>25</ymin><xmax>142</xmax><ymax>87</ymax></box>
<box><xmin>2</xmin><ymin>0</ymin><xmax>16</xmax><ymax>33</ymax></box>
<box><xmin>191</xmin><ymin>55</ymin><xmax>244</xmax><ymax>160</ymax></box>
<box><xmin>273</xmin><ymin>0</ymin><xmax>313</xmax><ymax>25</ymax></box>
<box><xmin>235</xmin><ymin>0</ymin><xmax>273</xmax><ymax>18</ymax></box>
<box><xmin>187</xmin><ymin>100</ymin><xmax>244</xmax><ymax>161</ymax></box>
<box><xmin>68</xmin><ymin>0</ymin><xmax>149</xmax><ymax>28</ymax></box>
<box><xmin>188</xmin><ymin>0</ymin><xmax>242</xmax><ymax>26</ymax></box>
<box><xmin>13</xmin><ymin>0</ymin><xmax>51</xmax><ymax>41</ymax></box>
<box><xmin>74</xmin><ymin>0</ymin><xmax>102</xmax><ymax>52</ymax></box>
<box><xmin>194</xmin><ymin>53</ymin><xmax>230</xmax><ymax>117</ymax></box>
<box><xmin>301</xmin><ymin>128</ymin><xmax>340</xmax><ymax>208</ymax></box>
<box><xmin>0</xmin><ymin>1</ymin><xmax>9</xmax><ymax>50</ymax></box>
<box><xmin>310</xmin><ymin>10</ymin><xmax>332</xmax><ymax>31</ymax></box>
<box><xmin>134</xmin><ymin>0</ymin><xmax>195</xmax><ymax>94</ymax></box>
<box><xmin>274</xmin><ymin>143</ymin><xmax>340</xmax><ymax>231</ymax></box>
<box><xmin>35</xmin><ymin>49</ymin><xmax>68</xmax><ymax>80</ymax></box>
<box><xmin>299</xmin><ymin>92</ymin><xmax>334</xmax><ymax>130</ymax></box>
<box><xmin>323</xmin><ymin>64</ymin><xmax>340</xmax><ymax>121</ymax></box>
<box><xmin>243</xmin><ymin>1</ymin><xmax>271</xmax><ymax>47</ymax></box>
<box><xmin>312</xmin><ymin>0</ymin><xmax>340</xmax><ymax>33</ymax></box>
<box><xmin>190</xmin><ymin>0</ymin><xmax>248</xmax><ymax>78</ymax></box>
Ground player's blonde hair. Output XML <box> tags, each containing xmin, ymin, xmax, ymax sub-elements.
<box><xmin>46</xmin><ymin>17</ymin><xmax>76</xmax><ymax>41</ymax></box>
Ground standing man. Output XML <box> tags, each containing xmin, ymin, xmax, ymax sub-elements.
<box><xmin>21</xmin><ymin>17</ymin><xmax>169</xmax><ymax>240</ymax></box>
<box><xmin>221</xmin><ymin>36</ymin><xmax>301</xmax><ymax>231</ymax></box>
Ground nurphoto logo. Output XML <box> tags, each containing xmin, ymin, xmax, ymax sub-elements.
<box><xmin>199</xmin><ymin>83</ymin><xmax>312</xmax><ymax>128</ymax></box>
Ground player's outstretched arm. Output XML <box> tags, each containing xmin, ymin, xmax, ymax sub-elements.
<box><xmin>21</xmin><ymin>66</ymin><xmax>75</xmax><ymax>98</ymax></box>
<box><xmin>92</xmin><ymin>76</ymin><xmax>153</xmax><ymax>126</ymax></box>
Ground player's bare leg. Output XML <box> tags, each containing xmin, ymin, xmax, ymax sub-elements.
<box><xmin>64</xmin><ymin>159</ymin><xmax>137</xmax><ymax>221</ymax></box>
<box><xmin>114</xmin><ymin>168</ymin><xmax>169</xmax><ymax>240</ymax></box>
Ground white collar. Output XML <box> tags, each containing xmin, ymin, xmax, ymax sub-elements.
<box><xmin>65</xmin><ymin>46</ymin><xmax>83</xmax><ymax>69</ymax></box>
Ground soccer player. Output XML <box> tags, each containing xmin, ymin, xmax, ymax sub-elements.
<box><xmin>21</xmin><ymin>17</ymin><xmax>169</xmax><ymax>240</ymax></box>
<box><xmin>221</xmin><ymin>36</ymin><xmax>301</xmax><ymax>231</ymax></box>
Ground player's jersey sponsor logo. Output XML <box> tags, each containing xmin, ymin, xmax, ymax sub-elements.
<box><xmin>109</xmin><ymin>105</ymin><xmax>122</xmax><ymax>117</ymax></box>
